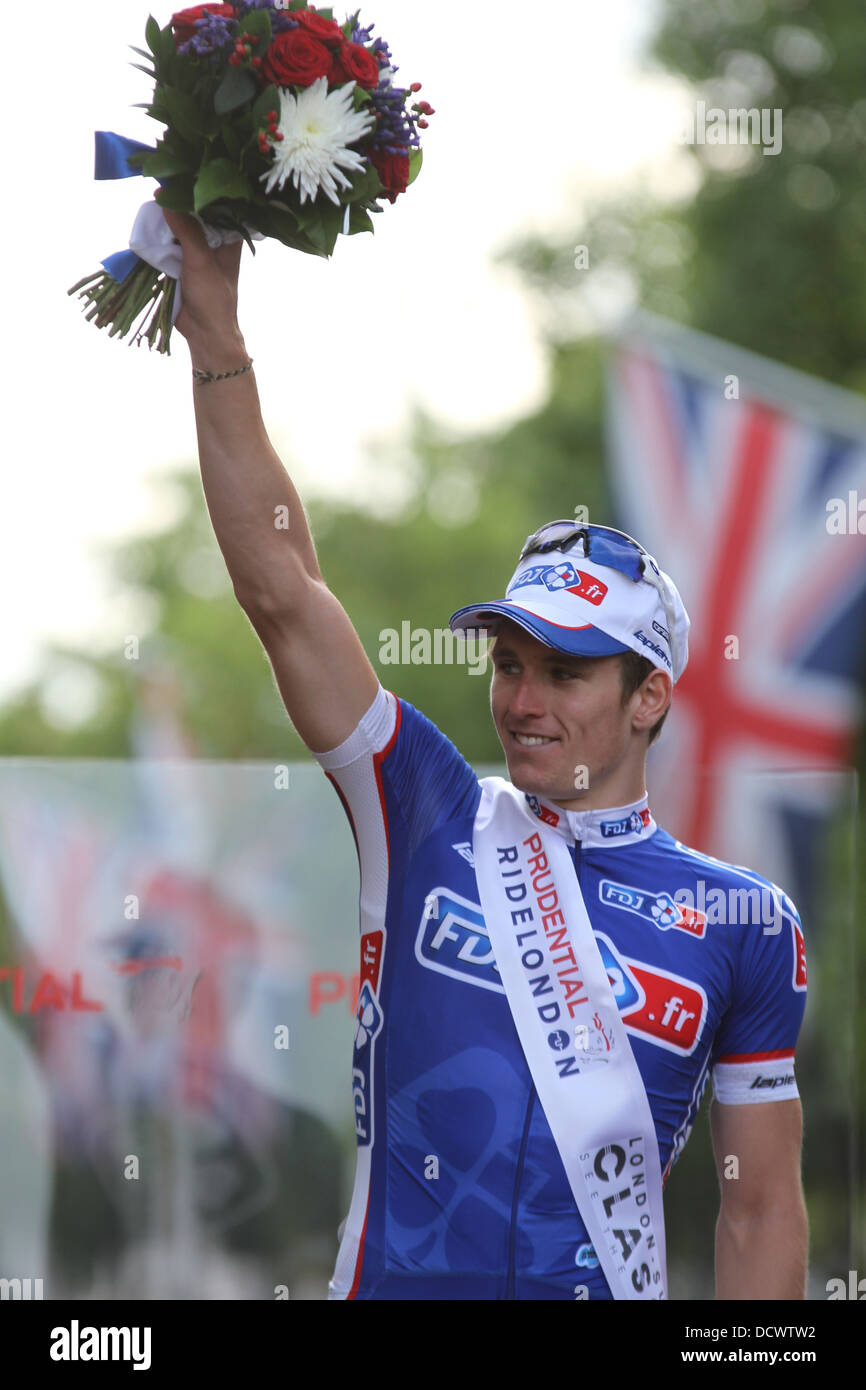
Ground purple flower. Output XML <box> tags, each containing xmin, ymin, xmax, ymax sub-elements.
<box><xmin>178</xmin><ymin>13</ymin><xmax>235</xmax><ymax>59</ymax></box>
<box><xmin>231</xmin><ymin>1</ymin><xmax>297</xmax><ymax>32</ymax></box>
<box><xmin>367</xmin><ymin>81</ymin><xmax>422</xmax><ymax>153</ymax></box>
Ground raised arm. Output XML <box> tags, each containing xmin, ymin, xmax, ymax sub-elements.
<box><xmin>162</xmin><ymin>209</ymin><xmax>380</xmax><ymax>753</ymax></box>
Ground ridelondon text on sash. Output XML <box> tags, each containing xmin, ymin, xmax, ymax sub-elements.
<box><xmin>496</xmin><ymin>833</ymin><xmax>590</xmax><ymax>1063</ymax></box>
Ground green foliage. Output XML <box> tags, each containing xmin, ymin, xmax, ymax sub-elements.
<box><xmin>194</xmin><ymin>158</ymin><xmax>252</xmax><ymax>211</ymax></box>
<box><xmin>214</xmin><ymin>65</ymin><xmax>258</xmax><ymax>116</ymax></box>
<box><xmin>239</xmin><ymin>7</ymin><xmax>272</xmax><ymax>47</ymax></box>
<box><xmin>144</xmin><ymin>15</ymin><xmax>161</xmax><ymax>58</ymax></box>
<box><xmin>141</xmin><ymin>141</ymin><xmax>191</xmax><ymax>179</ymax></box>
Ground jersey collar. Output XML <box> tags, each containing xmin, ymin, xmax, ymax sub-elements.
<box><xmin>523</xmin><ymin>790</ymin><xmax>656</xmax><ymax>848</ymax></box>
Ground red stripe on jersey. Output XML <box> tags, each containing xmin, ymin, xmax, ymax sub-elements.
<box><xmin>348</xmin><ymin>694</ymin><xmax>401</xmax><ymax>1299</ymax></box>
<box><xmin>325</xmin><ymin>771</ymin><xmax>360</xmax><ymax>865</ymax></box>
<box><xmin>347</xmin><ymin>1199</ymin><xmax>371</xmax><ymax>1301</ymax></box>
<box><xmin>372</xmin><ymin>695</ymin><xmax>402</xmax><ymax>871</ymax></box>
<box><xmin>716</xmin><ymin>1049</ymin><xmax>795</xmax><ymax>1063</ymax></box>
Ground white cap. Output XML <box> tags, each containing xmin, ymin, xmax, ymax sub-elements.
<box><xmin>449</xmin><ymin>527</ymin><xmax>690</xmax><ymax>681</ymax></box>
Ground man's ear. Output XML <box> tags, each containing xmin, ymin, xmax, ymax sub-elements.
<box><xmin>631</xmin><ymin>668</ymin><xmax>672</xmax><ymax>734</ymax></box>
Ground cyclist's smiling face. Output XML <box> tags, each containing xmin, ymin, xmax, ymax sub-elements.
<box><xmin>489</xmin><ymin>621</ymin><xmax>641</xmax><ymax>809</ymax></box>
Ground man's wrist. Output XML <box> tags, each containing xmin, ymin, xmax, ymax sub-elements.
<box><xmin>185</xmin><ymin>326</ymin><xmax>248</xmax><ymax>377</ymax></box>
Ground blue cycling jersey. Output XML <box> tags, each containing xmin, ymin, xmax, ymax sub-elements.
<box><xmin>314</xmin><ymin>688</ymin><xmax>807</xmax><ymax>1301</ymax></box>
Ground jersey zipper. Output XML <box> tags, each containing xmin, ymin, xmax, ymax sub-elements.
<box><xmin>505</xmin><ymin>1089</ymin><xmax>535</xmax><ymax>1299</ymax></box>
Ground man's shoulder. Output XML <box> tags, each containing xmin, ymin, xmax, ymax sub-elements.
<box><xmin>379</xmin><ymin>691</ymin><xmax>483</xmax><ymax>825</ymax></box>
<box><xmin>647</xmin><ymin>823</ymin><xmax>796</xmax><ymax>894</ymax></box>
<box><xmin>644</xmin><ymin>824</ymin><xmax>802</xmax><ymax>938</ymax></box>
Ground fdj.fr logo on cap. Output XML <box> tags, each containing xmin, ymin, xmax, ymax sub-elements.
<box><xmin>508</xmin><ymin>563</ymin><xmax>608</xmax><ymax>606</ymax></box>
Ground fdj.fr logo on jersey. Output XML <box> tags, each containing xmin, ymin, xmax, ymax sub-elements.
<box><xmin>508</xmin><ymin>563</ymin><xmax>608</xmax><ymax>606</ymax></box>
<box><xmin>600</xmin><ymin>878</ymin><xmax>707</xmax><ymax>938</ymax></box>
<box><xmin>414</xmin><ymin>888</ymin><xmax>504</xmax><ymax>994</ymax></box>
<box><xmin>352</xmin><ymin>980</ymin><xmax>383</xmax><ymax>1146</ymax></box>
<box><xmin>595</xmin><ymin>933</ymin><xmax>706</xmax><ymax>1054</ymax></box>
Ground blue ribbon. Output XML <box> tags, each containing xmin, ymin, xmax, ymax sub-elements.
<box><xmin>94</xmin><ymin>131</ymin><xmax>157</xmax><ymax>283</ymax></box>
<box><xmin>95</xmin><ymin>130</ymin><xmax>154</xmax><ymax>181</ymax></box>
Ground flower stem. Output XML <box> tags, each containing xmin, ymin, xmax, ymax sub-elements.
<box><xmin>67</xmin><ymin>261</ymin><xmax>175</xmax><ymax>354</ymax></box>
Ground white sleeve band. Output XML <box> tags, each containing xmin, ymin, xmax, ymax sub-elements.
<box><xmin>312</xmin><ymin>686</ymin><xmax>397</xmax><ymax>770</ymax></box>
<box><xmin>712</xmin><ymin>1055</ymin><xmax>800</xmax><ymax>1105</ymax></box>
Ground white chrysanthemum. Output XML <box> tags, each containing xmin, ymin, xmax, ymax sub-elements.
<box><xmin>260</xmin><ymin>76</ymin><xmax>375</xmax><ymax>205</ymax></box>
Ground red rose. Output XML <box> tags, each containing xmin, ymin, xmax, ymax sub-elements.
<box><xmin>171</xmin><ymin>3</ymin><xmax>235</xmax><ymax>48</ymax></box>
<box><xmin>261</xmin><ymin>30</ymin><xmax>333</xmax><ymax>88</ymax></box>
<box><xmin>370</xmin><ymin>148</ymin><xmax>410</xmax><ymax>203</ymax></box>
<box><xmin>330</xmin><ymin>40</ymin><xmax>380</xmax><ymax>90</ymax></box>
<box><xmin>291</xmin><ymin>8</ymin><xmax>345</xmax><ymax>47</ymax></box>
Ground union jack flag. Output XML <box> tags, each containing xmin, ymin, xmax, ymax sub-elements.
<box><xmin>605</xmin><ymin>312</ymin><xmax>866</xmax><ymax>914</ymax></box>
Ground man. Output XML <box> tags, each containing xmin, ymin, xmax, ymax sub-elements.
<box><xmin>162</xmin><ymin>208</ymin><xmax>808</xmax><ymax>1301</ymax></box>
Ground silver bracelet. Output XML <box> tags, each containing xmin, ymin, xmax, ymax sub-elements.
<box><xmin>192</xmin><ymin>357</ymin><xmax>254</xmax><ymax>385</ymax></box>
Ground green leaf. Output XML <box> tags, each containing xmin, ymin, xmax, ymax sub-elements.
<box><xmin>144</xmin><ymin>101</ymin><xmax>171</xmax><ymax>125</ymax></box>
<box><xmin>240</xmin><ymin>7</ymin><xmax>272</xmax><ymax>47</ymax></box>
<box><xmin>194</xmin><ymin>158</ymin><xmax>252</xmax><ymax>212</ymax></box>
<box><xmin>347</xmin><ymin>206</ymin><xmax>374</xmax><ymax>236</ymax></box>
<box><xmin>123</xmin><ymin>147</ymin><xmax>152</xmax><ymax>172</ymax></box>
<box><xmin>251</xmin><ymin>83</ymin><xmax>281</xmax><ymax>127</ymax></box>
<box><xmin>130</xmin><ymin>45</ymin><xmax>155</xmax><ymax>62</ymax></box>
<box><xmin>154</xmin><ymin>176</ymin><xmax>196</xmax><ymax>212</ymax></box>
<box><xmin>344</xmin><ymin>161</ymin><xmax>383</xmax><ymax>203</ymax></box>
<box><xmin>304</xmin><ymin>200</ymin><xmax>343</xmax><ymax>255</ymax></box>
<box><xmin>160</xmin><ymin>84</ymin><xmax>214</xmax><ymax>140</ymax></box>
<box><xmin>248</xmin><ymin>204</ymin><xmax>300</xmax><ymax>241</ymax></box>
<box><xmin>155</xmin><ymin>22</ymin><xmax>179</xmax><ymax>69</ymax></box>
<box><xmin>220</xmin><ymin>122</ymin><xmax>243</xmax><ymax>161</ymax></box>
<box><xmin>407</xmin><ymin>147</ymin><xmax>423</xmax><ymax>186</ymax></box>
<box><xmin>143</xmin><ymin>143</ymin><xmax>193</xmax><ymax>178</ymax></box>
<box><xmin>214</xmin><ymin>65</ymin><xmax>258</xmax><ymax>115</ymax></box>
<box><xmin>145</xmin><ymin>15</ymin><xmax>161</xmax><ymax>56</ymax></box>
<box><xmin>317</xmin><ymin>8</ymin><xmax>335</xmax><ymax>19</ymax></box>
<box><xmin>352</xmin><ymin>85</ymin><xmax>372</xmax><ymax>111</ymax></box>
<box><xmin>131</xmin><ymin>62</ymin><xmax>157</xmax><ymax>79</ymax></box>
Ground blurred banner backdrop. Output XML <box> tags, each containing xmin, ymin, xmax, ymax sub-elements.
<box><xmin>607</xmin><ymin>313</ymin><xmax>866</xmax><ymax>919</ymax></box>
<box><xmin>0</xmin><ymin>759</ymin><xmax>364</xmax><ymax>1300</ymax></box>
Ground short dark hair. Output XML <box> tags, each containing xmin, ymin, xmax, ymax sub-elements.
<box><xmin>619</xmin><ymin>651</ymin><xmax>669</xmax><ymax>745</ymax></box>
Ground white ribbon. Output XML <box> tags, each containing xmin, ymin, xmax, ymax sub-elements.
<box><xmin>126</xmin><ymin>202</ymin><xmax>264</xmax><ymax>322</ymax></box>
<box><xmin>472</xmin><ymin>776</ymin><xmax>668</xmax><ymax>1300</ymax></box>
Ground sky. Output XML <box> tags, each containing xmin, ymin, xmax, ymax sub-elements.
<box><xmin>0</xmin><ymin>0</ymin><xmax>694</xmax><ymax>709</ymax></box>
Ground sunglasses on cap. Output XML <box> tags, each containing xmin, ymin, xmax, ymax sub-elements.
<box><xmin>518</xmin><ymin>520</ymin><xmax>679</xmax><ymax>672</ymax></box>
<box><xmin>519</xmin><ymin>520</ymin><xmax>656</xmax><ymax>580</ymax></box>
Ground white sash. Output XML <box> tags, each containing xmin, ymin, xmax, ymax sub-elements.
<box><xmin>473</xmin><ymin>776</ymin><xmax>668</xmax><ymax>1300</ymax></box>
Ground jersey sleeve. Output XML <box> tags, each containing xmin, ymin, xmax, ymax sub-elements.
<box><xmin>710</xmin><ymin>883</ymin><xmax>807</xmax><ymax>1105</ymax></box>
<box><xmin>311</xmin><ymin>684</ymin><xmax>480</xmax><ymax>936</ymax></box>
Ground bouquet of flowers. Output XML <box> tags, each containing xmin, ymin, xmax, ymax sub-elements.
<box><xmin>69</xmin><ymin>2</ymin><xmax>433</xmax><ymax>352</ymax></box>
